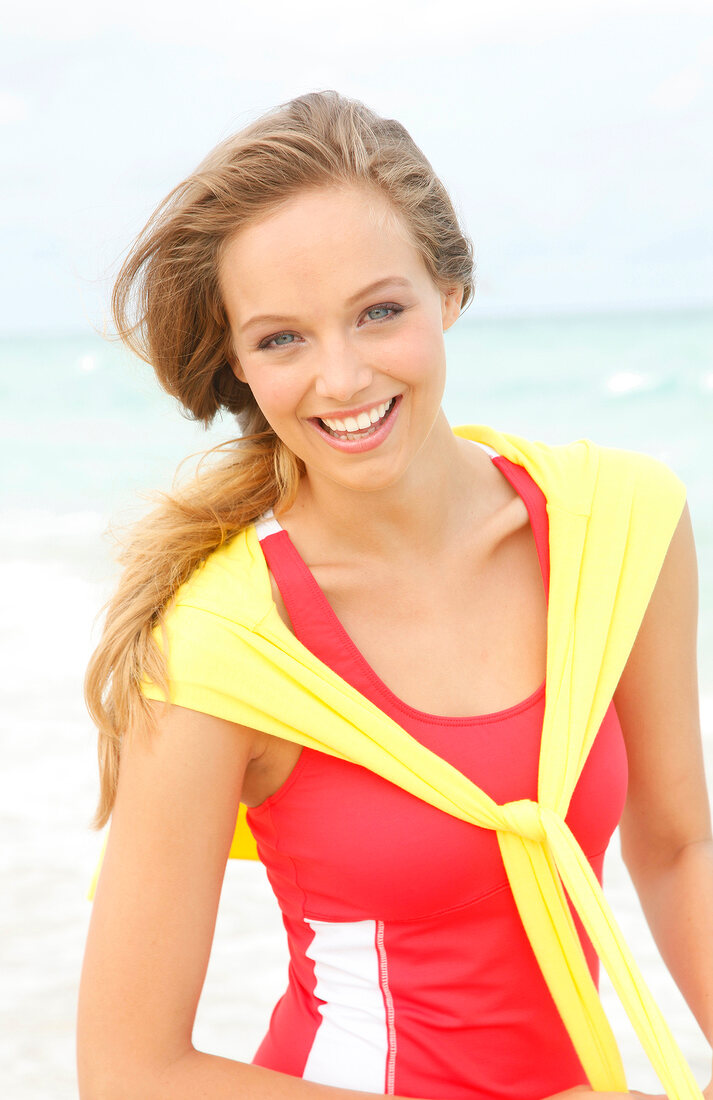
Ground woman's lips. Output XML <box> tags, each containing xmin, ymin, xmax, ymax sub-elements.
<box><xmin>308</xmin><ymin>394</ymin><xmax>402</xmax><ymax>454</ymax></box>
<box><xmin>318</xmin><ymin>397</ymin><xmax>395</xmax><ymax>439</ymax></box>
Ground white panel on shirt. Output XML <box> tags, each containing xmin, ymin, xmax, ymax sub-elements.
<box><xmin>303</xmin><ymin>918</ymin><xmax>396</xmax><ymax>1094</ymax></box>
<box><xmin>470</xmin><ymin>439</ymin><xmax>500</xmax><ymax>457</ymax></box>
<box><xmin>254</xmin><ymin>509</ymin><xmax>282</xmax><ymax>540</ymax></box>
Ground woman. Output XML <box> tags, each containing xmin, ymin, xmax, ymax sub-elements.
<box><xmin>77</xmin><ymin>91</ymin><xmax>713</xmax><ymax>1099</ymax></box>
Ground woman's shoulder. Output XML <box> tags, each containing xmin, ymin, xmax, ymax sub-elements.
<box><xmin>142</xmin><ymin>519</ymin><xmax>276</xmax><ymax>713</ymax></box>
<box><xmin>455</xmin><ymin>424</ymin><xmax>685</xmax><ymax>513</ymax></box>
<box><xmin>169</xmin><ymin>520</ymin><xmax>272</xmax><ymax>628</ymax></box>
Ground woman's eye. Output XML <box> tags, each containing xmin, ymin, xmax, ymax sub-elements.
<box><xmin>258</xmin><ymin>332</ymin><xmax>297</xmax><ymax>350</ymax></box>
<box><xmin>364</xmin><ymin>303</ymin><xmax>401</xmax><ymax>322</ymax></box>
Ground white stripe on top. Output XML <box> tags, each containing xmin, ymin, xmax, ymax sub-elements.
<box><xmin>302</xmin><ymin>918</ymin><xmax>393</xmax><ymax>1094</ymax></box>
<box><xmin>254</xmin><ymin>509</ymin><xmax>282</xmax><ymax>541</ymax></box>
<box><xmin>470</xmin><ymin>439</ymin><xmax>500</xmax><ymax>457</ymax></box>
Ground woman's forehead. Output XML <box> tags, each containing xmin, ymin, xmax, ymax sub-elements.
<box><xmin>219</xmin><ymin>186</ymin><xmax>429</xmax><ymax>324</ymax></box>
<box><xmin>222</xmin><ymin>184</ymin><xmax>413</xmax><ymax>264</ymax></box>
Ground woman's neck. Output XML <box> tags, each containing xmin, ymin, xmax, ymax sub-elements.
<box><xmin>280</xmin><ymin>416</ymin><xmax>491</xmax><ymax>564</ymax></box>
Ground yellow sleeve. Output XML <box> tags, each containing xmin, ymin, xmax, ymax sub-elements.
<box><xmin>142</xmin><ymin>601</ymin><xmax>261</xmax><ymax>862</ymax></box>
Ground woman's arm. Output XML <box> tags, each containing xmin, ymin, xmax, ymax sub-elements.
<box><xmin>76</xmin><ymin>702</ymin><xmax>437</xmax><ymax>1100</ymax></box>
<box><xmin>614</xmin><ymin>502</ymin><xmax>713</xmax><ymax>1082</ymax></box>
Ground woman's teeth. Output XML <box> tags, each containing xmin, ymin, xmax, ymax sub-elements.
<box><xmin>319</xmin><ymin>398</ymin><xmax>394</xmax><ymax>439</ymax></box>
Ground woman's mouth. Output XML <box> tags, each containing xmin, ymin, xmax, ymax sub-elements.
<box><xmin>316</xmin><ymin>397</ymin><xmax>396</xmax><ymax>440</ymax></box>
<box><xmin>308</xmin><ymin>395</ymin><xmax>402</xmax><ymax>453</ymax></box>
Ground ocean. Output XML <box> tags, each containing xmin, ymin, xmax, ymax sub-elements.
<box><xmin>2</xmin><ymin>307</ymin><xmax>712</xmax><ymax>1096</ymax></box>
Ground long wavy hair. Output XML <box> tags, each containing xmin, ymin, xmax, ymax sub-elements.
<box><xmin>85</xmin><ymin>89</ymin><xmax>476</xmax><ymax>829</ymax></box>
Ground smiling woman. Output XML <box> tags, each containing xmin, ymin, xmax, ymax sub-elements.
<box><xmin>77</xmin><ymin>90</ymin><xmax>713</xmax><ymax>1100</ymax></box>
<box><xmin>218</xmin><ymin>185</ymin><xmax>461</xmax><ymax>482</ymax></box>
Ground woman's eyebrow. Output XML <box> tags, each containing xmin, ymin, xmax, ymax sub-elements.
<box><xmin>343</xmin><ymin>275</ymin><xmax>413</xmax><ymax>306</ymax></box>
<box><xmin>239</xmin><ymin>276</ymin><xmax>413</xmax><ymax>334</ymax></box>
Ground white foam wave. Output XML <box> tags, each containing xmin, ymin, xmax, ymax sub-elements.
<box><xmin>605</xmin><ymin>371</ymin><xmax>657</xmax><ymax>396</ymax></box>
<box><xmin>1</xmin><ymin>558</ymin><xmax>105</xmax><ymax>688</ymax></box>
<box><xmin>0</xmin><ymin>508</ymin><xmax>106</xmax><ymax>545</ymax></box>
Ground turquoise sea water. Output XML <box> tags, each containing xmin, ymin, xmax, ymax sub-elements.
<box><xmin>2</xmin><ymin>308</ymin><xmax>712</xmax><ymax>1096</ymax></box>
<box><xmin>3</xmin><ymin>307</ymin><xmax>712</xmax><ymax>671</ymax></box>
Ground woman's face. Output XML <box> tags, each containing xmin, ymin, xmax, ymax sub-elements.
<box><xmin>219</xmin><ymin>184</ymin><xmax>462</xmax><ymax>494</ymax></box>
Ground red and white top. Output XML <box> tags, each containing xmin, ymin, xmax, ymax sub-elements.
<box><xmin>246</xmin><ymin>445</ymin><xmax>628</xmax><ymax>1100</ymax></box>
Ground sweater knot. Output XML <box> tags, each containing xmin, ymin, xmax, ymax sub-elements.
<box><xmin>498</xmin><ymin>798</ymin><xmax>548</xmax><ymax>843</ymax></box>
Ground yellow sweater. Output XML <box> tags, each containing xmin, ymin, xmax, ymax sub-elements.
<box><xmin>97</xmin><ymin>425</ymin><xmax>702</xmax><ymax>1097</ymax></box>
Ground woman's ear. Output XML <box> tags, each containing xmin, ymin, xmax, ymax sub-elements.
<box><xmin>441</xmin><ymin>284</ymin><xmax>463</xmax><ymax>332</ymax></box>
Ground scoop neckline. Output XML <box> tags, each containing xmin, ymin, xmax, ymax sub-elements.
<box><xmin>256</xmin><ymin>444</ymin><xmax>549</xmax><ymax>726</ymax></box>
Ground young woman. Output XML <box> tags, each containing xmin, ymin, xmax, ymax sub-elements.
<box><xmin>77</xmin><ymin>91</ymin><xmax>713</xmax><ymax>1100</ymax></box>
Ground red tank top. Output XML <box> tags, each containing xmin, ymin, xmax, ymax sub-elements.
<box><xmin>247</xmin><ymin>449</ymin><xmax>628</xmax><ymax>1099</ymax></box>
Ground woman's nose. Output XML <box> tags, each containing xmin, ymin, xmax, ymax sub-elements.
<box><xmin>313</xmin><ymin>343</ymin><xmax>373</xmax><ymax>402</ymax></box>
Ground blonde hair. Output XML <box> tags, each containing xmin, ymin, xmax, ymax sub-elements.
<box><xmin>85</xmin><ymin>89</ymin><xmax>476</xmax><ymax>828</ymax></box>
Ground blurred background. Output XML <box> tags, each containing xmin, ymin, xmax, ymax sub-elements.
<box><xmin>1</xmin><ymin>1</ymin><xmax>712</xmax><ymax>1095</ymax></box>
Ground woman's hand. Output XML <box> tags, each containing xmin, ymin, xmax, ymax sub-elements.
<box><xmin>546</xmin><ymin>1088</ymin><xmax>666</xmax><ymax>1099</ymax></box>
<box><xmin>549</xmin><ymin>1085</ymin><xmax>710</xmax><ymax>1100</ymax></box>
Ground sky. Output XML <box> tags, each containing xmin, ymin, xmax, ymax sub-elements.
<box><xmin>1</xmin><ymin>0</ymin><xmax>711</xmax><ymax>333</ymax></box>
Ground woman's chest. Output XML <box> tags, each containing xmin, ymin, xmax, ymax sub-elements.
<box><xmin>309</xmin><ymin>510</ymin><xmax>547</xmax><ymax>717</ymax></box>
<box><xmin>248</xmin><ymin>699</ymin><xmax>627</xmax><ymax>923</ymax></box>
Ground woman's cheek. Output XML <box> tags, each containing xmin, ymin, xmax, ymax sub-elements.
<box><xmin>251</xmin><ymin>366</ymin><xmax>302</xmax><ymax>413</ymax></box>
